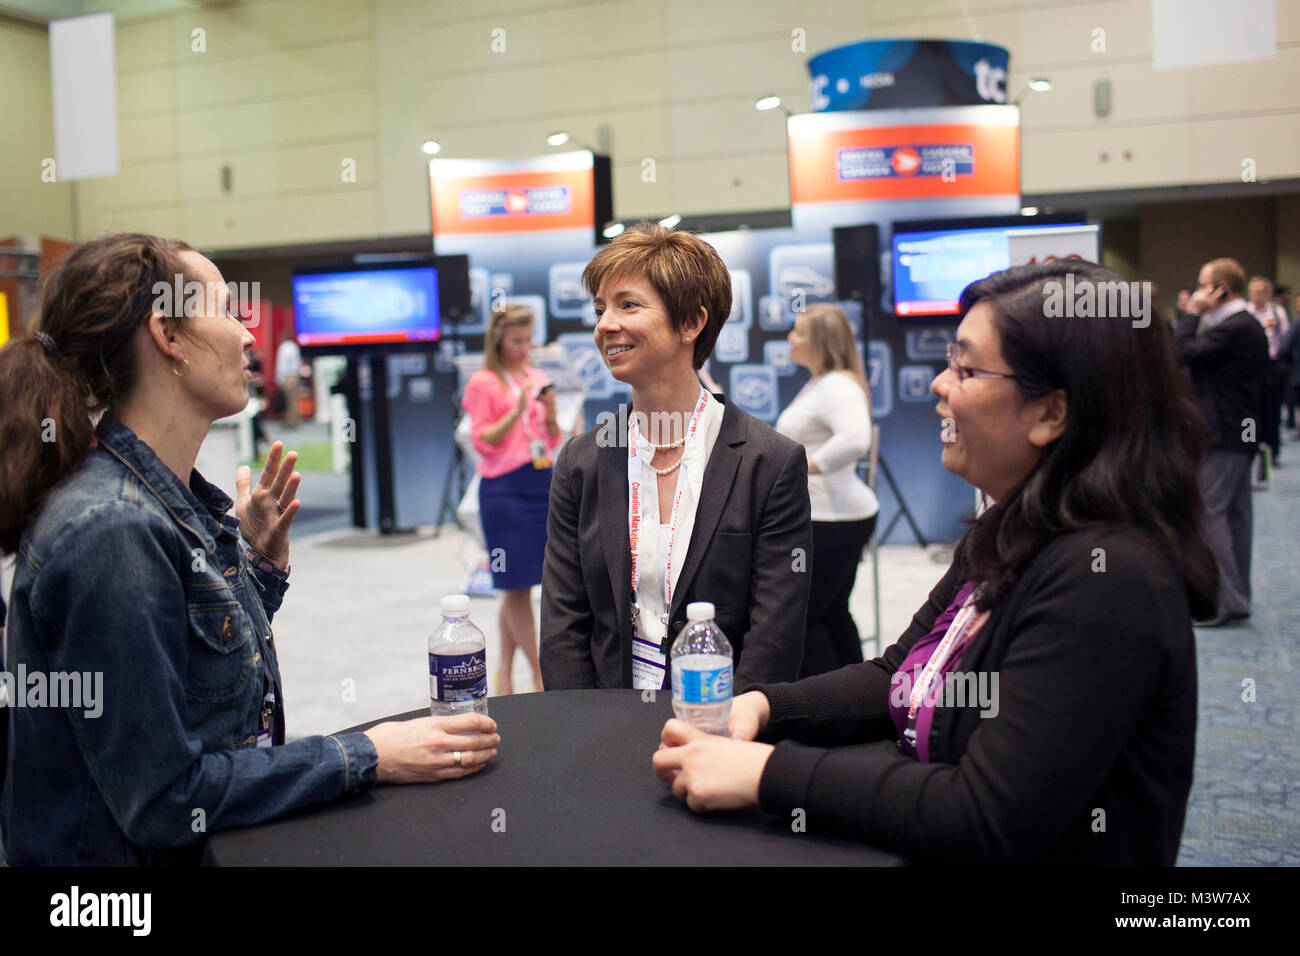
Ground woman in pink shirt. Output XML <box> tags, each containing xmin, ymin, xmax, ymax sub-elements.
<box><xmin>461</xmin><ymin>305</ymin><xmax>563</xmax><ymax>693</ymax></box>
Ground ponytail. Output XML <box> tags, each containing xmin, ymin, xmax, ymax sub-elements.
<box><xmin>0</xmin><ymin>233</ymin><xmax>195</xmax><ymax>555</ymax></box>
<box><xmin>0</xmin><ymin>337</ymin><xmax>95</xmax><ymax>553</ymax></box>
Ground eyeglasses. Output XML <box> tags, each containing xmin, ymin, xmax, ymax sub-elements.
<box><xmin>945</xmin><ymin>343</ymin><xmax>1018</xmax><ymax>385</ymax></box>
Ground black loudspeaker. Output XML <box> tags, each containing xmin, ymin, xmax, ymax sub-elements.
<box><xmin>832</xmin><ymin>223</ymin><xmax>881</xmax><ymax>304</ymax></box>
<box><xmin>433</xmin><ymin>253</ymin><xmax>472</xmax><ymax>319</ymax></box>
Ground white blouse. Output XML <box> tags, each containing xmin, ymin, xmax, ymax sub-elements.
<box><xmin>774</xmin><ymin>370</ymin><xmax>879</xmax><ymax>522</ymax></box>
<box><xmin>630</xmin><ymin>393</ymin><xmax>723</xmax><ymax>685</ymax></box>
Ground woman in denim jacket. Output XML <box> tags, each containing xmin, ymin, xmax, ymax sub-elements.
<box><xmin>0</xmin><ymin>234</ymin><xmax>499</xmax><ymax>865</ymax></box>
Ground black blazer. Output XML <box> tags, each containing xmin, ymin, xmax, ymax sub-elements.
<box><xmin>541</xmin><ymin>394</ymin><xmax>812</xmax><ymax>692</ymax></box>
<box><xmin>1174</xmin><ymin>309</ymin><xmax>1270</xmax><ymax>453</ymax></box>
<box><xmin>754</xmin><ymin>525</ymin><xmax>1197</xmax><ymax>865</ymax></box>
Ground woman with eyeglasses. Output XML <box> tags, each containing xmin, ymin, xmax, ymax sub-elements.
<box><xmin>653</xmin><ymin>259</ymin><xmax>1215</xmax><ymax>865</ymax></box>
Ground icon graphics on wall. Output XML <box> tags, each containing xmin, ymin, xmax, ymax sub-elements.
<box><xmin>714</xmin><ymin>325</ymin><xmax>749</xmax><ymax>363</ymax></box>
<box><xmin>727</xmin><ymin>270</ymin><xmax>753</xmax><ymax>330</ymax></box>
<box><xmin>866</xmin><ymin>341</ymin><xmax>893</xmax><ymax>419</ymax></box>
<box><xmin>557</xmin><ymin>332</ymin><xmax>630</xmax><ymax>401</ymax></box>
<box><xmin>905</xmin><ymin>327</ymin><xmax>955</xmax><ymax>361</ymax></box>
<box><xmin>728</xmin><ymin>364</ymin><xmax>778</xmax><ymax>421</ymax></box>
<box><xmin>548</xmin><ymin>262</ymin><xmax>593</xmax><ymax>321</ymax></box>
<box><xmin>898</xmin><ymin>364</ymin><xmax>936</xmax><ymax>402</ymax></box>
<box><xmin>769</xmin><ymin>244</ymin><xmax>836</xmax><ymax>315</ymax></box>
<box><xmin>764</xmin><ymin>340</ymin><xmax>795</xmax><ymax>376</ymax></box>
<box><xmin>758</xmin><ymin>293</ymin><xmax>794</xmax><ymax>332</ymax></box>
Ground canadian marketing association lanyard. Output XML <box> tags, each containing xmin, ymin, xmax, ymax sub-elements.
<box><xmin>903</xmin><ymin>589</ymin><xmax>987</xmax><ymax>750</ymax></box>
<box><xmin>627</xmin><ymin>388</ymin><xmax>710</xmax><ymax>675</ymax></box>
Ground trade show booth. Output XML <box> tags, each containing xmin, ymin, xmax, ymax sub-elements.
<box><xmin>293</xmin><ymin>38</ymin><xmax>1100</xmax><ymax>543</ymax></box>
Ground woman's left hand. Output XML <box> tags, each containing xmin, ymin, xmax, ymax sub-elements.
<box><xmin>235</xmin><ymin>441</ymin><xmax>301</xmax><ymax>569</ymax></box>
<box><xmin>652</xmin><ymin>718</ymin><xmax>774</xmax><ymax>812</ymax></box>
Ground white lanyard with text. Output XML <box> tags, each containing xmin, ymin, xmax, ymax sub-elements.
<box><xmin>903</xmin><ymin>590</ymin><xmax>986</xmax><ymax>745</ymax></box>
<box><xmin>627</xmin><ymin>388</ymin><xmax>710</xmax><ymax>640</ymax></box>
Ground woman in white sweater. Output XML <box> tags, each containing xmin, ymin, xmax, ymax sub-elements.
<box><xmin>775</xmin><ymin>304</ymin><xmax>879</xmax><ymax>677</ymax></box>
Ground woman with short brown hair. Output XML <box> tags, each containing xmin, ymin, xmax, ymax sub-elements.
<box><xmin>541</xmin><ymin>223</ymin><xmax>813</xmax><ymax>693</ymax></box>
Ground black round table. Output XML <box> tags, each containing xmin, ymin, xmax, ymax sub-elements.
<box><xmin>202</xmin><ymin>689</ymin><xmax>906</xmax><ymax>866</ymax></box>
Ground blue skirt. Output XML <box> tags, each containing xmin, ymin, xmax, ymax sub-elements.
<box><xmin>478</xmin><ymin>462</ymin><xmax>553</xmax><ymax>590</ymax></box>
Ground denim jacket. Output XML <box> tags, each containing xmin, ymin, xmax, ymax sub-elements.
<box><xmin>1</xmin><ymin>417</ymin><xmax>377</xmax><ymax>865</ymax></box>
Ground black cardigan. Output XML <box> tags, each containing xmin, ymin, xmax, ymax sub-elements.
<box><xmin>754</xmin><ymin>524</ymin><xmax>1197</xmax><ymax>865</ymax></box>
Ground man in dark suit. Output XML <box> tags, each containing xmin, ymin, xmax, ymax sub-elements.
<box><xmin>541</xmin><ymin>394</ymin><xmax>812</xmax><ymax>692</ymax></box>
<box><xmin>1175</xmin><ymin>257</ymin><xmax>1270</xmax><ymax>626</ymax></box>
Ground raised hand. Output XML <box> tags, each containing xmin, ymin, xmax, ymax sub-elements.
<box><xmin>235</xmin><ymin>441</ymin><xmax>300</xmax><ymax>569</ymax></box>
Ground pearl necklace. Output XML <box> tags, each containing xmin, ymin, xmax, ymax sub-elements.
<box><xmin>650</xmin><ymin>449</ymin><xmax>685</xmax><ymax>476</ymax></box>
<box><xmin>646</xmin><ymin>436</ymin><xmax>685</xmax><ymax>450</ymax></box>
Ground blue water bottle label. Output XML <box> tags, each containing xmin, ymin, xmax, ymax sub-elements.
<box><xmin>429</xmin><ymin>651</ymin><xmax>487</xmax><ymax>702</ymax></box>
<box><xmin>678</xmin><ymin>665</ymin><xmax>732</xmax><ymax>704</ymax></box>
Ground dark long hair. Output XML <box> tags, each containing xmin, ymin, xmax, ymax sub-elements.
<box><xmin>0</xmin><ymin>233</ymin><xmax>196</xmax><ymax>554</ymax></box>
<box><xmin>958</xmin><ymin>259</ymin><xmax>1218</xmax><ymax>620</ymax></box>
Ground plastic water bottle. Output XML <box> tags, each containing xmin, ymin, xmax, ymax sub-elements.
<box><xmin>428</xmin><ymin>594</ymin><xmax>489</xmax><ymax>718</ymax></box>
<box><xmin>670</xmin><ymin>601</ymin><xmax>733</xmax><ymax>735</ymax></box>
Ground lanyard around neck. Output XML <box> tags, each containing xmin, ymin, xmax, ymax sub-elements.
<box><xmin>627</xmin><ymin>388</ymin><xmax>710</xmax><ymax>615</ymax></box>
<box><xmin>908</xmin><ymin>591</ymin><xmax>986</xmax><ymax>720</ymax></box>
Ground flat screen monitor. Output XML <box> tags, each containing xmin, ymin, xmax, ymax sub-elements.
<box><xmin>292</xmin><ymin>262</ymin><xmax>440</xmax><ymax>350</ymax></box>
<box><xmin>890</xmin><ymin>213</ymin><xmax>1086</xmax><ymax>319</ymax></box>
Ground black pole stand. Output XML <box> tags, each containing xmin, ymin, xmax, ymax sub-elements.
<box><xmin>876</xmin><ymin>453</ymin><xmax>928</xmax><ymax>547</ymax></box>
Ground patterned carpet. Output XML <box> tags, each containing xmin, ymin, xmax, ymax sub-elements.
<box><xmin>1176</xmin><ymin>430</ymin><xmax>1300</xmax><ymax>866</ymax></box>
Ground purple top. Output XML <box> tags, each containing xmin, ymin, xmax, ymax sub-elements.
<box><xmin>889</xmin><ymin>580</ymin><xmax>977</xmax><ymax>762</ymax></box>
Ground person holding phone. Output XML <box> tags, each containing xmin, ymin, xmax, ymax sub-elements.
<box><xmin>461</xmin><ymin>305</ymin><xmax>564</xmax><ymax>693</ymax></box>
<box><xmin>1177</xmin><ymin>257</ymin><xmax>1269</xmax><ymax>624</ymax></box>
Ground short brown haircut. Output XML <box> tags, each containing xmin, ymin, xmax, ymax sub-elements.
<box><xmin>1204</xmin><ymin>258</ymin><xmax>1246</xmax><ymax>297</ymax></box>
<box><xmin>581</xmin><ymin>222</ymin><xmax>731</xmax><ymax>370</ymax></box>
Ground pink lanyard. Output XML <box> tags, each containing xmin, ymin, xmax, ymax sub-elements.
<box><xmin>907</xmin><ymin>592</ymin><xmax>986</xmax><ymax>721</ymax></box>
<box><xmin>627</xmin><ymin>389</ymin><xmax>710</xmax><ymax>620</ymax></box>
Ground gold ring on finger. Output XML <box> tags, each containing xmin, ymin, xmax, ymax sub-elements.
<box><xmin>453</xmin><ymin>750</ymin><xmax>462</xmax><ymax>767</ymax></box>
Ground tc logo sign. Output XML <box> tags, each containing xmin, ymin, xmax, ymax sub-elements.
<box><xmin>974</xmin><ymin>58</ymin><xmax>1006</xmax><ymax>103</ymax></box>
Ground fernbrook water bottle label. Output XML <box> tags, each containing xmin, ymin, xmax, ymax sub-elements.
<box><xmin>429</xmin><ymin>651</ymin><xmax>487</xmax><ymax>702</ymax></box>
<box><xmin>676</xmin><ymin>665</ymin><xmax>732</xmax><ymax>704</ymax></box>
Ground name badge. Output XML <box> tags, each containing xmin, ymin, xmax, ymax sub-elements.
<box><xmin>632</xmin><ymin>658</ymin><xmax>666</xmax><ymax>690</ymax></box>
<box><xmin>530</xmin><ymin>438</ymin><xmax>550</xmax><ymax>469</ymax></box>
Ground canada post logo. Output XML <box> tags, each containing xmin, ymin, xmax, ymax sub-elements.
<box><xmin>836</xmin><ymin>145</ymin><xmax>974</xmax><ymax>181</ymax></box>
<box><xmin>458</xmin><ymin>185</ymin><xmax>571</xmax><ymax>218</ymax></box>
